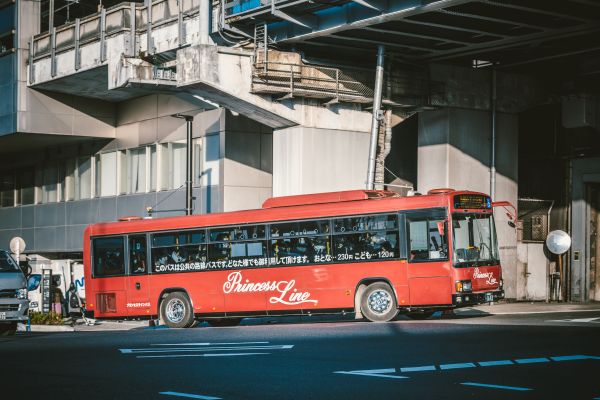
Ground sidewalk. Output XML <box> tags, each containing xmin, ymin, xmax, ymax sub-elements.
<box><xmin>17</xmin><ymin>301</ymin><xmax>600</xmax><ymax>333</ymax></box>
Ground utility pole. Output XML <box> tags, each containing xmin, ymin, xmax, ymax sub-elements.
<box><xmin>366</xmin><ymin>45</ymin><xmax>385</xmax><ymax>190</ymax></box>
<box><xmin>171</xmin><ymin>114</ymin><xmax>195</xmax><ymax>215</ymax></box>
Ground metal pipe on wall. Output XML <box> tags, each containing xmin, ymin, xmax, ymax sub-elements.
<box><xmin>366</xmin><ymin>45</ymin><xmax>385</xmax><ymax>190</ymax></box>
<box><xmin>490</xmin><ymin>68</ymin><xmax>497</xmax><ymax>200</ymax></box>
<box><xmin>49</xmin><ymin>0</ymin><xmax>54</xmax><ymax>31</ymax></box>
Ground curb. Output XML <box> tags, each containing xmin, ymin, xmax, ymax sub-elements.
<box><xmin>18</xmin><ymin>324</ymin><xmax>75</xmax><ymax>332</ymax></box>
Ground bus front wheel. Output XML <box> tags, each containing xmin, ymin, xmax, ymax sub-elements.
<box><xmin>360</xmin><ymin>282</ymin><xmax>398</xmax><ymax>322</ymax></box>
<box><xmin>160</xmin><ymin>292</ymin><xmax>195</xmax><ymax>329</ymax></box>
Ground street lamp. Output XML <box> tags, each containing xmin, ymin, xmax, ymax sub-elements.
<box><xmin>171</xmin><ymin>113</ymin><xmax>194</xmax><ymax>215</ymax></box>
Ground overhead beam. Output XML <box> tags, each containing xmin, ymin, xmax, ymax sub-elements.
<box><xmin>428</xmin><ymin>23</ymin><xmax>600</xmax><ymax>61</ymax></box>
<box><xmin>269</xmin><ymin>0</ymin><xmax>474</xmax><ymax>43</ymax></box>
<box><xmin>483</xmin><ymin>0</ymin><xmax>593</xmax><ymax>24</ymax></box>
<box><xmin>364</xmin><ymin>27</ymin><xmax>471</xmax><ymax>45</ymax></box>
<box><xmin>436</xmin><ymin>9</ymin><xmax>549</xmax><ymax>32</ymax></box>
<box><xmin>329</xmin><ymin>34</ymin><xmax>434</xmax><ymax>53</ymax></box>
<box><xmin>498</xmin><ymin>45</ymin><xmax>600</xmax><ymax>69</ymax></box>
<box><xmin>350</xmin><ymin>0</ymin><xmax>384</xmax><ymax>11</ymax></box>
<box><xmin>397</xmin><ymin>18</ymin><xmax>508</xmax><ymax>39</ymax></box>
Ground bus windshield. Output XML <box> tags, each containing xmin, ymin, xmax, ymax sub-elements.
<box><xmin>0</xmin><ymin>251</ymin><xmax>20</xmax><ymax>273</ymax></box>
<box><xmin>452</xmin><ymin>213</ymin><xmax>499</xmax><ymax>267</ymax></box>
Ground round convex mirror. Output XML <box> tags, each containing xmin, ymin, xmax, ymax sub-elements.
<box><xmin>546</xmin><ymin>230</ymin><xmax>571</xmax><ymax>255</ymax></box>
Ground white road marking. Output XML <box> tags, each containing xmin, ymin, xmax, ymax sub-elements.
<box><xmin>334</xmin><ymin>355</ymin><xmax>600</xmax><ymax>380</ymax></box>
<box><xmin>151</xmin><ymin>342</ymin><xmax>269</xmax><ymax>346</ymax></box>
<box><xmin>160</xmin><ymin>391</ymin><xmax>221</xmax><ymax>399</ymax></box>
<box><xmin>467</xmin><ymin>309</ymin><xmax>600</xmax><ymax>316</ymax></box>
<box><xmin>547</xmin><ymin>317</ymin><xmax>600</xmax><ymax>324</ymax></box>
<box><xmin>334</xmin><ymin>368</ymin><xmax>408</xmax><ymax>379</ymax></box>
<box><xmin>120</xmin><ymin>345</ymin><xmax>293</xmax><ymax>354</ymax></box>
<box><xmin>139</xmin><ymin>352</ymin><xmax>269</xmax><ymax>359</ymax></box>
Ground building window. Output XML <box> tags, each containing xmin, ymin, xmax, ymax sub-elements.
<box><xmin>0</xmin><ymin>171</ymin><xmax>14</xmax><ymax>207</ymax></box>
<box><xmin>63</xmin><ymin>158</ymin><xmax>76</xmax><ymax>201</ymax></box>
<box><xmin>76</xmin><ymin>157</ymin><xmax>92</xmax><ymax>200</ymax></box>
<box><xmin>16</xmin><ymin>168</ymin><xmax>35</xmax><ymax>205</ymax></box>
<box><xmin>171</xmin><ymin>142</ymin><xmax>186</xmax><ymax>189</ymax></box>
<box><xmin>149</xmin><ymin>145</ymin><xmax>157</xmax><ymax>191</ymax></box>
<box><xmin>96</xmin><ymin>152</ymin><xmax>117</xmax><ymax>197</ymax></box>
<box><xmin>127</xmin><ymin>147</ymin><xmax>147</xmax><ymax>194</ymax></box>
<box><xmin>42</xmin><ymin>164</ymin><xmax>58</xmax><ymax>203</ymax></box>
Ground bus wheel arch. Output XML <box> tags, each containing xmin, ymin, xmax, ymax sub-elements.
<box><xmin>354</xmin><ymin>279</ymin><xmax>398</xmax><ymax>322</ymax></box>
<box><xmin>158</xmin><ymin>289</ymin><xmax>195</xmax><ymax>328</ymax></box>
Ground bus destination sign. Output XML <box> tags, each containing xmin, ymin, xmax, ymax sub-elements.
<box><xmin>454</xmin><ymin>194</ymin><xmax>491</xmax><ymax>210</ymax></box>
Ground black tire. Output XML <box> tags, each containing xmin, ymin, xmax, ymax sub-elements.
<box><xmin>406</xmin><ymin>311</ymin><xmax>435</xmax><ymax>320</ymax></box>
<box><xmin>360</xmin><ymin>282</ymin><xmax>398</xmax><ymax>322</ymax></box>
<box><xmin>206</xmin><ymin>318</ymin><xmax>242</xmax><ymax>327</ymax></box>
<box><xmin>160</xmin><ymin>292</ymin><xmax>195</xmax><ymax>328</ymax></box>
<box><xmin>0</xmin><ymin>322</ymin><xmax>17</xmax><ymax>336</ymax></box>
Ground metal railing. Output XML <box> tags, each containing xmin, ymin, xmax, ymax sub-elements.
<box><xmin>29</xmin><ymin>0</ymin><xmax>201</xmax><ymax>83</ymax></box>
<box><xmin>252</xmin><ymin>60</ymin><xmax>375</xmax><ymax>102</ymax></box>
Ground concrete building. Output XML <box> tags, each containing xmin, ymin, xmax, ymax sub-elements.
<box><xmin>0</xmin><ymin>0</ymin><xmax>599</xmax><ymax>302</ymax></box>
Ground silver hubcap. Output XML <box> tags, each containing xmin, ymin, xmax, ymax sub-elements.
<box><xmin>368</xmin><ymin>290</ymin><xmax>392</xmax><ymax>314</ymax></box>
<box><xmin>165</xmin><ymin>298</ymin><xmax>185</xmax><ymax>323</ymax></box>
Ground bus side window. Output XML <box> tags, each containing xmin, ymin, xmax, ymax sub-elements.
<box><xmin>93</xmin><ymin>237</ymin><xmax>126</xmax><ymax>277</ymax></box>
<box><xmin>129</xmin><ymin>235</ymin><xmax>147</xmax><ymax>275</ymax></box>
<box><xmin>408</xmin><ymin>218</ymin><xmax>448</xmax><ymax>262</ymax></box>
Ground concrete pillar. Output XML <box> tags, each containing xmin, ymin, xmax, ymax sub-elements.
<box><xmin>417</xmin><ymin>107</ymin><xmax>519</xmax><ymax>299</ymax></box>
<box><xmin>273</xmin><ymin>126</ymin><xmax>370</xmax><ymax>196</ymax></box>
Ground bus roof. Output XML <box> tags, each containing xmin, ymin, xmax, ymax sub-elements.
<box><xmin>84</xmin><ymin>189</ymin><xmax>488</xmax><ymax>237</ymax></box>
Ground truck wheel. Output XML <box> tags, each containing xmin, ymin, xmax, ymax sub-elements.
<box><xmin>160</xmin><ymin>292</ymin><xmax>194</xmax><ymax>328</ymax></box>
<box><xmin>0</xmin><ymin>322</ymin><xmax>17</xmax><ymax>336</ymax></box>
<box><xmin>360</xmin><ymin>282</ymin><xmax>398</xmax><ymax>322</ymax></box>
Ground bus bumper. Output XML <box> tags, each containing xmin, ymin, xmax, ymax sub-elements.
<box><xmin>452</xmin><ymin>290</ymin><xmax>504</xmax><ymax>307</ymax></box>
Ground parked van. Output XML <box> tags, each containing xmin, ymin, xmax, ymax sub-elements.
<box><xmin>0</xmin><ymin>250</ymin><xmax>38</xmax><ymax>336</ymax></box>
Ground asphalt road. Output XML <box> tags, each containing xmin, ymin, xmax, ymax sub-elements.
<box><xmin>2</xmin><ymin>310</ymin><xmax>600</xmax><ymax>400</ymax></box>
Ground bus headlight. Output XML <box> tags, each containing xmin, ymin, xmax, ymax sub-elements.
<box><xmin>455</xmin><ymin>280</ymin><xmax>472</xmax><ymax>293</ymax></box>
<box><xmin>16</xmin><ymin>288</ymin><xmax>28</xmax><ymax>299</ymax></box>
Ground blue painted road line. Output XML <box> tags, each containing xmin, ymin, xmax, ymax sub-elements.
<box><xmin>400</xmin><ymin>365</ymin><xmax>436</xmax><ymax>372</ymax></box>
<box><xmin>461</xmin><ymin>382</ymin><xmax>532</xmax><ymax>392</ymax></box>
<box><xmin>440</xmin><ymin>362</ymin><xmax>476</xmax><ymax>370</ymax></box>
<box><xmin>160</xmin><ymin>391</ymin><xmax>221</xmax><ymax>399</ymax></box>
<box><xmin>515</xmin><ymin>357</ymin><xmax>550</xmax><ymax>364</ymax></box>
<box><xmin>478</xmin><ymin>360</ymin><xmax>513</xmax><ymax>367</ymax></box>
<box><xmin>550</xmin><ymin>355</ymin><xmax>591</xmax><ymax>362</ymax></box>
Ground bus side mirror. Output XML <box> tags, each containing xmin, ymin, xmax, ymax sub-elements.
<box><xmin>27</xmin><ymin>274</ymin><xmax>41</xmax><ymax>291</ymax></box>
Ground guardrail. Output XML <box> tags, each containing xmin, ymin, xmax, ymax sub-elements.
<box><xmin>252</xmin><ymin>61</ymin><xmax>375</xmax><ymax>103</ymax></box>
<box><xmin>29</xmin><ymin>0</ymin><xmax>200</xmax><ymax>83</ymax></box>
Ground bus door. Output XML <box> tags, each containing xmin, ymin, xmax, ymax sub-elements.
<box><xmin>126</xmin><ymin>235</ymin><xmax>151</xmax><ymax>317</ymax></box>
<box><xmin>405</xmin><ymin>209</ymin><xmax>452</xmax><ymax>306</ymax></box>
<box><xmin>90</xmin><ymin>236</ymin><xmax>128</xmax><ymax>318</ymax></box>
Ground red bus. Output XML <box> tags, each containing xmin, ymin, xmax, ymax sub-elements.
<box><xmin>83</xmin><ymin>189</ymin><xmax>505</xmax><ymax>328</ymax></box>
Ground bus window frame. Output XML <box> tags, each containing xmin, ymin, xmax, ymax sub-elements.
<box><xmin>404</xmin><ymin>208</ymin><xmax>449</xmax><ymax>264</ymax></box>
<box><xmin>91</xmin><ymin>235</ymin><xmax>127</xmax><ymax>278</ymax></box>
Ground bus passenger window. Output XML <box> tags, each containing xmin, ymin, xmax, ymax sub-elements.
<box><xmin>93</xmin><ymin>237</ymin><xmax>126</xmax><ymax>277</ymax></box>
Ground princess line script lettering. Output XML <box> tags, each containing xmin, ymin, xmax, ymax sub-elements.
<box><xmin>223</xmin><ymin>271</ymin><xmax>318</xmax><ymax>306</ymax></box>
<box><xmin>473</xmin><ymin>267</ymin><xmax>498</xmax><ymax>285</ymax></box>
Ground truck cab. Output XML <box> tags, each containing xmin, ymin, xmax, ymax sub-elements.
<box><xmin>0</xmin><ymin>250</ymin><xmax>32</xmax><ymax>335</ymax></box>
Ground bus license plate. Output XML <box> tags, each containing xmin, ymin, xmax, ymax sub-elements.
<box><xmin>0</xmin><ymin>312</ymin><xmax>5</xmax><ymax>320</ymax></box>
<box><xmin>485</xmin><ymin>293</ymin><xmax>493</xmax><ymax>302</ymax></box>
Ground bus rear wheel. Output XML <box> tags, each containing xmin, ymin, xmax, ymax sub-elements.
<box><xmin>360</xmin><ymin>282</ymin><xmax>398</xmax><ymax>322</ymax></box>
<box><xmin>160</xmin><ymin>292</ymin><xmax>195</xmax><ymax>329</ymax></box>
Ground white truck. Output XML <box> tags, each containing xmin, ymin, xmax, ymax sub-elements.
<box><xmin>0</xmin><ymin>250</ymin><xmax>38</xmax><ymax>336</ymax></box>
